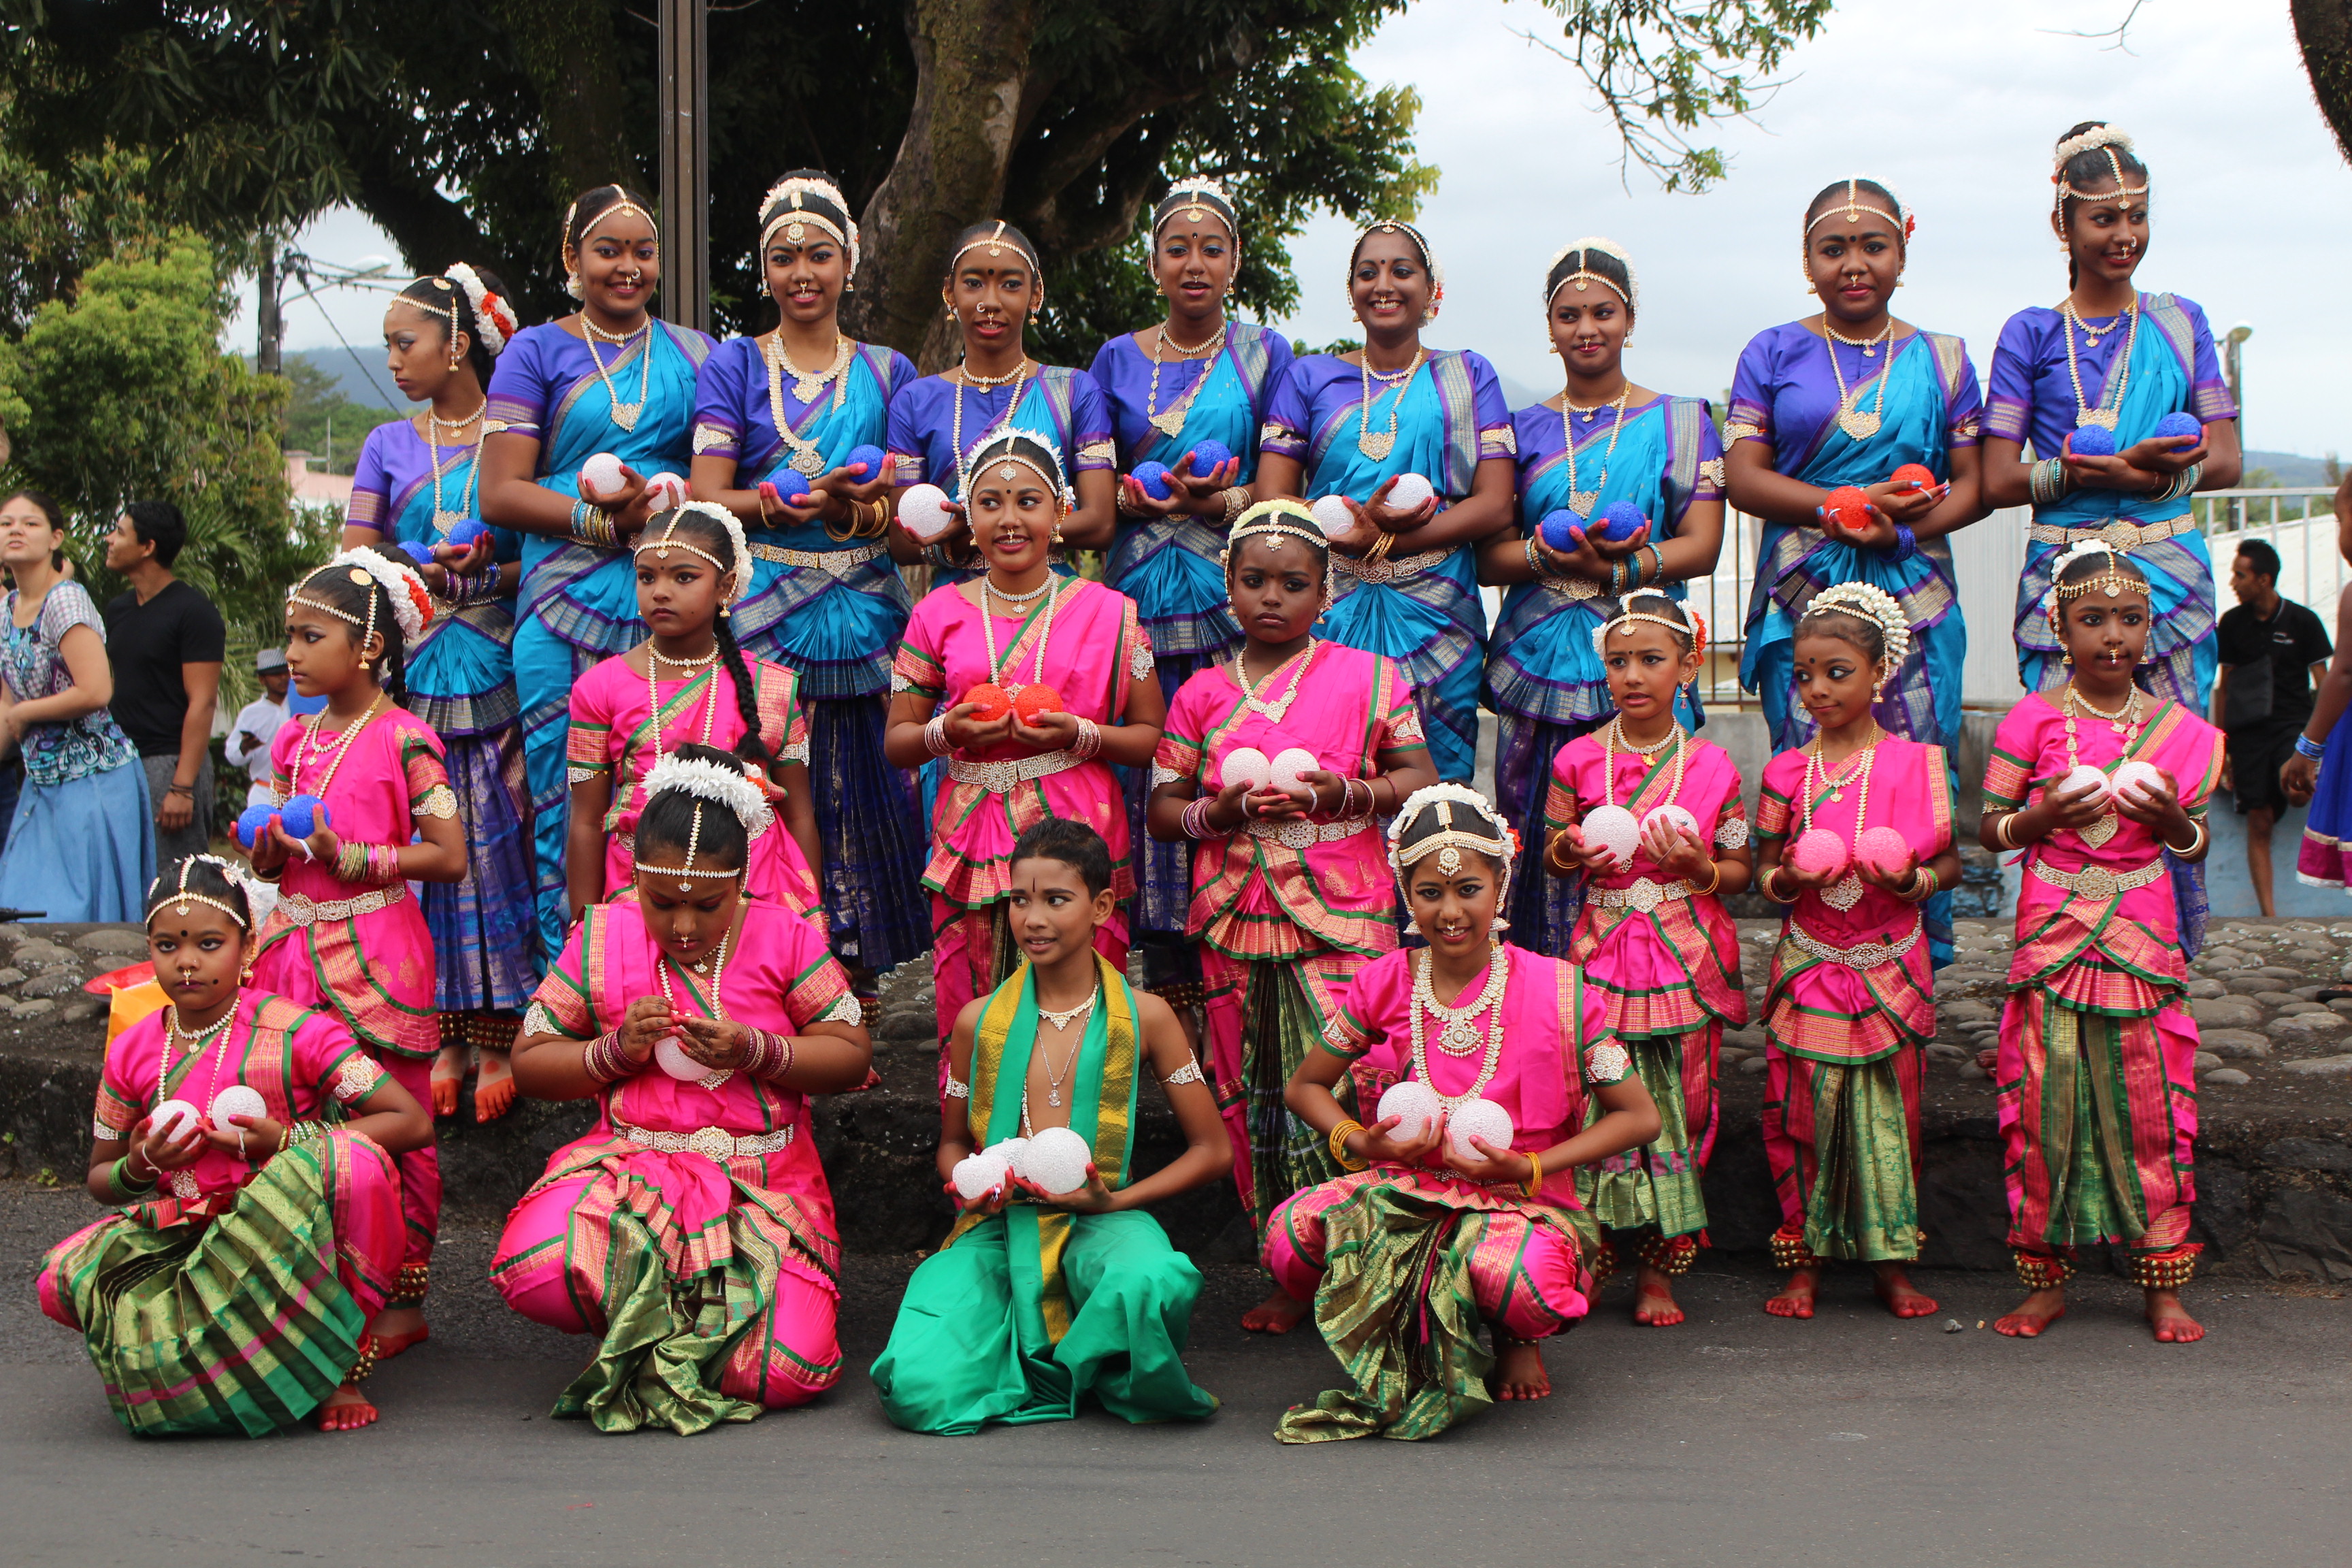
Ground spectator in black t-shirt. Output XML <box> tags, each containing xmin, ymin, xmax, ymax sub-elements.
<box><xmin>2212</xmin><ymin>538</ymin><xmax>2334</xmax><ymax>915</ymax></box>
<box><xmin>101</xmin><ymin>502</ymin><xmax>224</xmax><ymax>873</ymax></box>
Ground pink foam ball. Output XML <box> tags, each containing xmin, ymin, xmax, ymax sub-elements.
<box><xmin>1377</xmin><ymin>1079</ymin><xmax>1443</xmax><ymax>1143</ymax></box>
<box><xmin>1445</xmin><ymin>1096</ymin><xmax>1516</xmax><ymax>1162</ymax></box>
<box><xmin>1855</xmin><ymin>825</ymin><xmax>1914</xmax><ymax>879</ymax></box>
<box><xmin>150</xmin><ymin>1099</ymin><xmax>202</xmax><ymax>1141</ymax></box>
<box><xmin>653</xmin><ymin>1034</ymin><xmax>707</xmax><ymax>1082</ymax></box>
<box><xmin>1386</xmin><ymin>472</ymin><xmax>1435</xmax><ymax>512</ymax></box>
<box><xmin>1791</xmin><ymin>828</ymin><xmax>1848</xmax><ymax>879</ymax></box>
<box><xmin>2059</xmin><ymin>763</ymin><xmax>2112</xmax><ymax>806</ymax></box>
<box><xmin>897</xmin><ymin>483</ymin><xmax>956</xmax><ymax>542</ymax></box>
<box><xmin>1220</xmin><ymin>746</ymin><xmax>1273</xmax><ymax>792</ymax></box>
<box><xmin>2110</xmin><ymin>760</ymin><xmax>2165</xmax><ymax>804</ymax></box>
<box><xmin>1642</xmin><ymin>803</ymin><xmax>1699</xmax><ymax>843</ymax></box>
<box><xmin>578</xmin><ymin>452</ymin><xmax>627</xmax><ymax>501</ymax></box>
<box><xmin>1580</xmin><ymin>805</ymin><xmax>1640</xmax><ymax>869</ymax></box>
<box><xmin>1270</xmin><ymin>747</ymin><xmax>1320</xmax><ymax>797</ymax></box>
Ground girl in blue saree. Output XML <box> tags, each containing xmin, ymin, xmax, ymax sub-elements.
<box><xmin>1256</xmin><ymin>220</ymin><xmax>1517</xmax><ymax>783</ymax></box>
<box><xmin>884</xmin><ymin>218</ymin><xmax>1118</xmax><ymax>584</ymax></box>
<box><xmin>1726</xmin><ymin>176</ymin><xmax>1988</xmax><ymax>762</ymax></box>
<box><xmin>1090</xmin><ymin>177</ymin><xmax>1294</xmax><ymax>1016</ymax></box>
<box><xmin>481</xmin><ymin>184</ymin><xmax>718</xmax><ymax>966</ymax></box>
<box><xmin>1476</xmin><ymin>240</ymin><xmax>1727</xmax><ymax>953</ymax></box>
<box><xmin>689</xmin><ymin>171</ymin><xmax>928</xmax><ymax>988</ymax></box>
<box><xmin>1981</xmin><ymin>122</ymin><xmax>2241</xmax><ymax>955</ymax></box>
<box><xmin>344</xmin><ymin>265</ymin><xmax>535</xmax><ymax>1122</ymax></box>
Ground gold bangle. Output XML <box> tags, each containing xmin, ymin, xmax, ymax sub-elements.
<box><xmin>1522</xmin><ymin>1149</ymin><xmax>1545</xmax><ymax>1199</ymax></box>
<box><xmin>1328</xmin><ymin>1118</ymin><xmax>1368</xmax><ymax>1172</ymax></box>
<box><xmin>1692</xmin><ymin>858</ymin><xmax>1723</xmax><ymax>898</ymax></box>
<box><xmin>1762</xmin><ymin>862</ymin><xmax>1798</xmax><ymax>904</ymax></box>
<box><xmin>1906</xmin><ymin>865</ymin><xmax>1939</xmax><ymax>902</ymax></box>
<box><xmin>2163</xmin><ymin>817</ymin><xmax>2207</xmax><ymax>857</ymax></box>
<box><xmin>1993</xmin><ymin>811</ymin><xmax>2019</xmax><ymax>850</ymax></box>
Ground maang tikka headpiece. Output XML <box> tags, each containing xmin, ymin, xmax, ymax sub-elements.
<box><xmin>147</xmin><ymin>855</ymin><xmax>249</xmax><ymax>930</ymax></box>
<box><xmin>1386</xmin><ymin>783</ymin><xmax>1516</xmax><ymax>939</ymax></box>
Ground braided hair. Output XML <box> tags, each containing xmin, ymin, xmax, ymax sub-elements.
<box><xmin>652</xmin><ymin>506</ymin><xmax>772</xmax><ymax>768</ymax></box>
<box><xmin>295</xmin><ymin>564</ymin><xmax>410</xmax><ymax>707</ymax></box>
<box><xmin>395</xmin><ymin>266</ymin><xmax>513</xmax><ymax>385</ymax></box>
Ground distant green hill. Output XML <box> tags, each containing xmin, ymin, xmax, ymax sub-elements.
<box><xmin>2244</xmin><ymin>451</ymin><xmax>2341</xmax><ymax>488</ymax></box>
<box><xmin>242</xmin><ymin>348</ymin><xmax>402</xmax><ymax>410</ymax></box>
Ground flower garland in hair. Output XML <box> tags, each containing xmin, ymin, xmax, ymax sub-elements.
<box><xmin>642</xmin><ymin>752</ymin><xmax>772</xmax><ymax>834</ymax></box>
<box><xmin>1590</xmin><ymin>589</ymin><xmax>1704</xmax><ymax>661</ymax></box>
<box><xmin>1799</xmin><ymin>581</ymin><xmax>1912</xmax><ymax>681</ymax></box>
<box><xmin>295</xmin><ymin>546</ymin><xmax>435</xmax><ymax>644</ymax></box>
<box><xmin>1544</xmin><ymin>235</ymin><xmax>1640</xmax><ymax>315</ymax></box>
<box><xmin>634</xmin><ymin>500</ymin><xmax>753</xmax><ymax>606</ymax></box>
<box><xmin>960</xmin><ymin>426</ymin><xmax>1073</xmax><ymax>511</ymax></box>
<box><xmin>1386</xmin><ymin>781</ymin><xmax>1517</xmax><ymax>924</ymax></box>
<box><xmin>443</xmin><ymin>263</ymin><xmax>517</xmax><ymax>357</ymax></box>
<box><xmin>758</xmin><ymin>174</ymin><xmax>861</xmax><ymax>276</ymax></box>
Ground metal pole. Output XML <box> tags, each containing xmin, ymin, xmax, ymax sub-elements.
<box><xmin>657</xmin><ymin>0</ymin><xmax>710</xmax><ymax>335</ymax></box>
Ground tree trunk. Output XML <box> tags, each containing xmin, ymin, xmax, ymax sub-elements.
<box><xmin>840</xmin><ymin>0</ymin><xmax>1043</xmax><ymax>368</ymax></box>
<box><xmin>491</xmin><ymin>0</ymin><xmax>644</xmax><ymax>198</ymax></box>
<box><xmin>2296</xmin><ymin>0</ymin><xmax>2352</xmax><ymax>164</ymax></box>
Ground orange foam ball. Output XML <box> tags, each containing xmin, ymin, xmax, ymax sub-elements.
<box><xmin>1890</xmin><ymin>463</ymin><xmax>1937</xmax><ymax>491</ymax></box>
<box><xmin>1014</xmin><ymin>683</ymin><xmax>1065</xmax><ymax>722</ymax></box>
<box><xmin>962</xmin><ymin>683</ymin><xmax>1011</xmax><ymax>722</ymax></box>
<box><xmin>1820</xmin><ymin>485</ymin><xmax>1873</xmax><ymax>530</ymax></box>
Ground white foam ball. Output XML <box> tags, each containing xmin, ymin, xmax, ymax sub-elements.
<box><xmin>1642</xmin><ymin>803</ymin><xmax>1700</xmax><ymax>843</ymax></box>
<box><xmin>1220</xmin><ymin>746</ymin><xmax>1273</xmax><ymax>792</ymax></box>
<box><xmin>150</xmin><ymin>1099</ymin><xmax>202</xmax><ymax>1141</ymax></box>
<box><xmin>1446</xmin><ymin>1096</ymin><xmax>1516</xmax><ymax>1162</ymax></box>
<box><xmin>1270</xmin><ymin>747</ymin><xmax>1320</xmax><ymax>798</ymax></box>
<box><xmin>986</xmin><ymin>1137</ymin><xmax>1028</xmax><ymax>1169</ymax></box>
<box><xmin>2059</xmin><ymin>763</ymin><xmax>2112</xmax><ymax>806</ymax></box>
<box><xmin>1376</xmin><ymin>1079</ymin><xmax>1443</xmax><ymax>1143</ymax></box>
<box><xmin>578</xmin><ymin>452</ymin><xmax>627</xmax><ymax>501</ymax></box>
<box><xmin>210</xmin><ymin>1084</ymin><xmax>267</xmax><ymax>1134</ymax></box>
<box><xmin>1386</xmin><ymin>472</ymin><xmax>1435</xmax><ymax>511</ymax></box>
<box><xmin>642</xmin><ymin>471</ymin><xmax>690</xmax><ymax>510</ymax></box>
<box><xmin>653</xmin><ymin>1034</ymin><xmax>708</xmax><ymax>1082</ymax></box>
<box><xmin>1580</xmin><ymin>804</ymin><xmax>1641</xmax><ymax>870</ymax></box>
<box><xmin>951</xmin><ymin>1149</ymin><xmax>1010</xmax><ymax>1202</ymax></box>
<box><xmin>2111</xmin><ymin>760</ymin><xmax>2166</xmax><ymax>803</ymax></box>
<box><xmin>1309</xmin><ymin>495</ymin><xmax>1354</xmax><ymax>538</ymax></box>
<box><xmin>1015</xmin><ymin>1125</ymin><xmax>1094</xmax><ymax>1196</ymax></box>
<box><xmin>897</xmin><ymin>483</ymin><xmax>956</xmax><ymax>542</ymax></box>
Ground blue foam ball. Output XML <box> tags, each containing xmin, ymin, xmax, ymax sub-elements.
<box><xmin>1596</xmin><ymin>501</ymin><xmax>1648</xmax><ymax>542</ymax></box>
<box><xmin>278</xmin><ymin>794</ymin><xmax>331</xmax><ymax>840</ymax></box>
<box><xmin>396</xmin><ymin>539</ymin><xmax>436</xmax><ymax>567</ymax></box>
<box><xmin>232</xmin><ymin>803</ymin><xmax>275</xmax><ymax>850</ymax></box>
<box><xmin>2152</xmin><ymin>412</ymin><xmax>2202</xmax><ymax>442</ymax></box>
<box><xmin>442</xmin><ymin>519</ymin><xmax>491</xmax><ymax>551</ymax></box>
<box><xmin>1538</xmin><ymin>509</ymin><xmax>1586</xmax><ymax>551</ymax></box>
<box><xmin>1187</xmin><ymin>439</ymin><xmax>1234</xmax><ymax>476</ymax></box>
<box><xmin>2068</xmin><ymin>424</ymin><xmax>2118</xmax><ymax>458</ymax></box>
<box><xmin>845</xmin><ymin>443</ymin><xmax>888</xmax><ymax>480</ymax></box>
<box><xmin>1132</xmin><ymin>461</ymin><xmax>1173</xmax><ymax>500</ymax></box>
<box><xmin>768</xmin><ymin>469</ymin><xmax>811</xmax><ymax>504</ymax></box>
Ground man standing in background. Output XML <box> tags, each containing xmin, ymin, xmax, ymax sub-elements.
<box><xmin>223</xmin><ymin>647</ymin><xmax>292</xmax><ymax>808</ymax></box>
<box><xmin>101</xmin><ymin>502</ymin><xmax>223</xmax><ymax>874</ymax></box>
<box><xmin>2215</xmin><ymin>538</ymin><xmax>2334</xmax><ymax>916</ymax></box>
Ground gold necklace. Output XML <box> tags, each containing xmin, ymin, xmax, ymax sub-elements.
<box><xmin>1144</xmin><ymin>323</ymin><xmax>1227</xmax><ymax>438</ymax></box>
<box><xmin>1355</xmin><ymin>348</ymin><xmax>1425</xmax><ymax>461</ymax></box>
<box><xmin>1559</xmin><ymin>383</ymin><xmax>1629</xmax><ymax>515</ymax></box>
<box><xmin>762</xmin><ymin>332</ymin><xmax>853</xmax><ymax>476</ymax></box>
<box><xmin>1823</xmin><ymin>322</ymin><xmax>1893</xmax><ymax>440</ymax></box>
<box><xmin>582</xmin><ymin>315</ymin><xmax>653</xmax><ymax>433</ymax></box>
<box><xmin>2063</xmin><ymin>297</ymin><xmax>2139</xmax><ymax>431</ymax></box>
<box><xmin>1801</xmin><ymin>726</ymin><xmax>1879</xmax><ymax>912</ymax></box>
<box><xmin>2061</xmin><ymin>685</ymin><xmax>2142</xmax><ymax>848</ymax></box>
<box><xmin>948</xmin><ymin>360</ymin><xmax>1034</xmax><ymax>498</ymax></box>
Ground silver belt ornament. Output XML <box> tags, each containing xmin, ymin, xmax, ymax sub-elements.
<box><xmin>274</xmin><ymin>883</ymin><xmax>406</xmax><ymax>926</ymax></box>
<box><xmin>947</xmin><ymin>749</ymin><xmax>1085</xmax><ymax>794</ymax></box>
<box><xmin>2025</xmin><ymin>514</ymin><xmax>2196</xmax><ymax>550</ymax></box>
<box><xmin>1784</xmin><ymin>916</ymin><xmax>1923</xmax><ymax>969</ymax></box>
<box><xmin>747</xmin><ymin>541</ymin><xmax>885</xmax><ymax>576</ymax></box>
<box><xmin>1245</xmin><ymin>813</ymin><xmax>1375</xmax><ymax>850</ymax></box>
<box><xmin>1590</xmin><ymin>877</ymin><xmax>1694</xmax><ymax>913</ymax></box>
<box><xmin>2029</xmin><ymin>856</ymin><xmax>2166</xmax><ymax>902</ymax></box>
<box><xmin>613</xmin><ymin>1117</ymin><xmax>793</xmax><ymax>1162</ymax></box>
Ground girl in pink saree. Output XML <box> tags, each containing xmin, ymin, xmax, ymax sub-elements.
<box><xmin>1751</xmin><ymin>583</ymin><xmax>1959</xmax><ymax>1323</ymax></box>
<box><xmin>247</xmin><ymin>548</ymin><xmax>470</xmax><ymax>1363</ymax></box>
<box><xmin>493</xmin><ymin>754</ymin><xmax>874</xmax><ymax>1432</ymax></box>
<box><xmin>566</xmin><ymin>504</ymin><xmax>822</xmax><ymax>924</ymax></box>
<box><xmin>885</xmin><ymin>429</ymin><xmax>1164</xmax><ymax>1053</ymax></box>
<box><xmin>1147</xmin><ymin>499</ymin><xmax>1437</xmax><ymax>1333</ymax></box>
<box><xmin>1978</xmin><ymin>542</ymin><xmax>2220</xmax><ymax>1344</ymax></box>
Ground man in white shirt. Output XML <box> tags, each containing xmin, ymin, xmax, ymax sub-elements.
<box><xmin>223</xmin><ymin>648</ymin><xmax>292</xmax><ymax>807</ymax></box>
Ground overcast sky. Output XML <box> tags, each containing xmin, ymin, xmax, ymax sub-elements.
<box><xmin>245</xmin><ymin>0</ymin><xmax>2351</xmax><ymax>459</ymax></box>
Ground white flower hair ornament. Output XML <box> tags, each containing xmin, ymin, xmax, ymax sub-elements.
<box><xmin>960</xmin><ymin>427</ymin><xmax>1073</xmax><ymax>512</ymax></box>
<box><xmin>1544</xmin><ymin>235</ymin><xmax>1639</xmax><ymax>316</ymax></box>
<box><xmin>2044</xmin><ymin>539</ymin><xmax>2147</xmax><ymax>630</ymax></box>
<box><xmin>1798</xmin><ymin>581</ymin><xmax>1912</xmax><ymax>695</ymax></box>
<box><xmin>442</xmin><ymin>263</ymin><xmax>517</xmax><ymax>358</ymax></box>
<box><xmin>289</xmin><ymin>546</ymin><xmax>434</xmax><ymax>651</ymax></box>
<box><xmin>1386</xmin><ymin>782</ymin><xmax>1516</xmax><ymax>936</ymax></box>
<box><xmin>758</xmin><ymin>175</ymin><xmax>861</xmax><ymax>277</ymax></box>
<box><xmin>634</xmin><ymin>500</ymin><xmax>752</xmax><ymax>606</ymax></box>
<box><xmin>1590</xmin><ymin>589</ymin><xmax>1705</xmax><ymax>663</ymax></box>
<box><xmin>643</xmin><ymin>752</ymin><xmax>773</xmax><ymax>834</ymax></box>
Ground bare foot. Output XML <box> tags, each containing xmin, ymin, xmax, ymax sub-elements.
<box><xmin>1764</xmin><ymin>1267</ymin><xmax>1818</xmax><ymax>1319</ymax></box>
<box><xmin>366</xmin><ymin>1304</ymin><xmax>429</xmax><ymax>1360</ymax></box>
<box><xmin>472</xmin><ymin>1047</ymin><xmax>517</xmax><ymax>1122</ymax></box>
<box><xmin>1995</xmin><ymin>1286</ymin><xmax>2067</xmax><ymax>1337</ymax></box>
<box><xmin>1492</xmin><ymin>1338</ymin><xmax>1550</xmax><ymax>1400</ymax></box>
<box><xmin>1872</xmin><ymin>1262</ymin><xmax>1938</xmax><ymax>1318</ymax></box>
<box><xmin>1241</xmin><ymin>1286</ymin><xmax>1310</xmax><ymax>1334</ymax></box>
<box><xmin>1975</xmin><ymin>1047</ymin><xmax>1997</xmax><ymax>1073</ymax></box>
<box><xmin>429</xmin><ymin>1044</ymin><xmax>466</xmax><ymax>1118</ymax></box>
<box><xmin>2146</xmin><ymin>1288</ymin><xmax>2205</xmax><ymax>1343</ymax></box>
<box><xmin>317</xmin><ymin>1382</ymin><xmax>379</xmax><ymax>1432</ymax></box>
<box><xmin>1633</xmin><ymin>1263</ymin><xmax>1685</xmax><ymax>1326</ymax></box>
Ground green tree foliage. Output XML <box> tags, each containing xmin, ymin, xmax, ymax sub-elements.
<box><xmin>280</xmin><ymin>359</ymin><xmax>400</xmax><ymax>478</ymax></box>
<box><xmin>0</xmin><ymin>235</ymin><xmax>329</xmax><ymax>704</ymax></box>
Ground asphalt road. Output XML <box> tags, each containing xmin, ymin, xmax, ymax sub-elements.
<box><xmin>3</xmin><ymin>1178</ymin><xmax>2347</xmax><ymax>1567</ymax></box>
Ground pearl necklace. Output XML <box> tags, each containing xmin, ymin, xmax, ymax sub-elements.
<box><xmin>1144</xmin><ymin>323</ymin><xmax>1227</xmax><ymax>439</ymax></box>
<box><xmin>763</xmin><ymin>332</ymin><xmax>853</xmax><ymax>476</ymax></box>
<box><xmin>980</xmin><ymin>574</ymin><xmax>1051</xmax><ymax>605</ymax></box>
<box><xmin>1559</xmin><ymin>382</ymin><xmax>1628</xmax><ymax>515</ymax></box>
<box><xmin>159</xmin><ymin>1000</ymin><xmax>238</xmax><ymax>1097</ymax></box>
<box><xmin>2063</xmin><ymin>683</ymin><xmax>2144</xmax><ymax>851</ymax></box>
<box><xmin>1236</xmin><ymin>639</ymin><xmax>1317</xmax><ymax>725</ymax></box>
<box><xmin>292</xmin><ymin>691</ymin><xmax>388</xmax><ymax>802</ymax></box>
<box><xmin>1823</xmin><ymin>321</ymin><xmax>1893</xmax><ymax>441</ymax></box>
<box><xmin>423</xmin><ymin>401</ymin><xmax>487</xmax><ymax>532</ymax></box>
<box><xmin>1603</xmin><ymin>718</ymin><xmax>1685</xmax><ymax>810</ymax></box>
<box><xmin>1801</xmin><ymin>725</ymin><xmax>1879</xmax><ymax>912</ymax></box>
<box><xmin>641</xmin><ymin>643</ymin><xmax>721</xmax><ymax>782</ymax></box>
<box><xmin>979</xmin><ymin>573</ymin><xmax>1063</xmax><ymax>696</ymax></box>
<box><xmin>582</xmin><ymin>315</ymin><xmax>653</xmax><ymax>432</ymax></box>
<box><xmin>948</xmin><ymin>360</ymin><xmax>1034</xmax><ymax>498</ymax></box>
<box><xmin>1355</xmin><ymin>348</ymin><xmax>1425</xmax><ymax>461</ymax></box>
<box><xmin>2063</xmin><ymin>297</ymin><xmax>2138</xmax><ymax>432</ymax></box>
<box><xmin>656</xmin><ymin>924</ymin><xmax>733</xmax><ymax>1082</ymax></box>
<box><xmin>1408</xmin><ymin>949</ymin><xmax>1509</xmax><ymax>1105</ymax></box>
